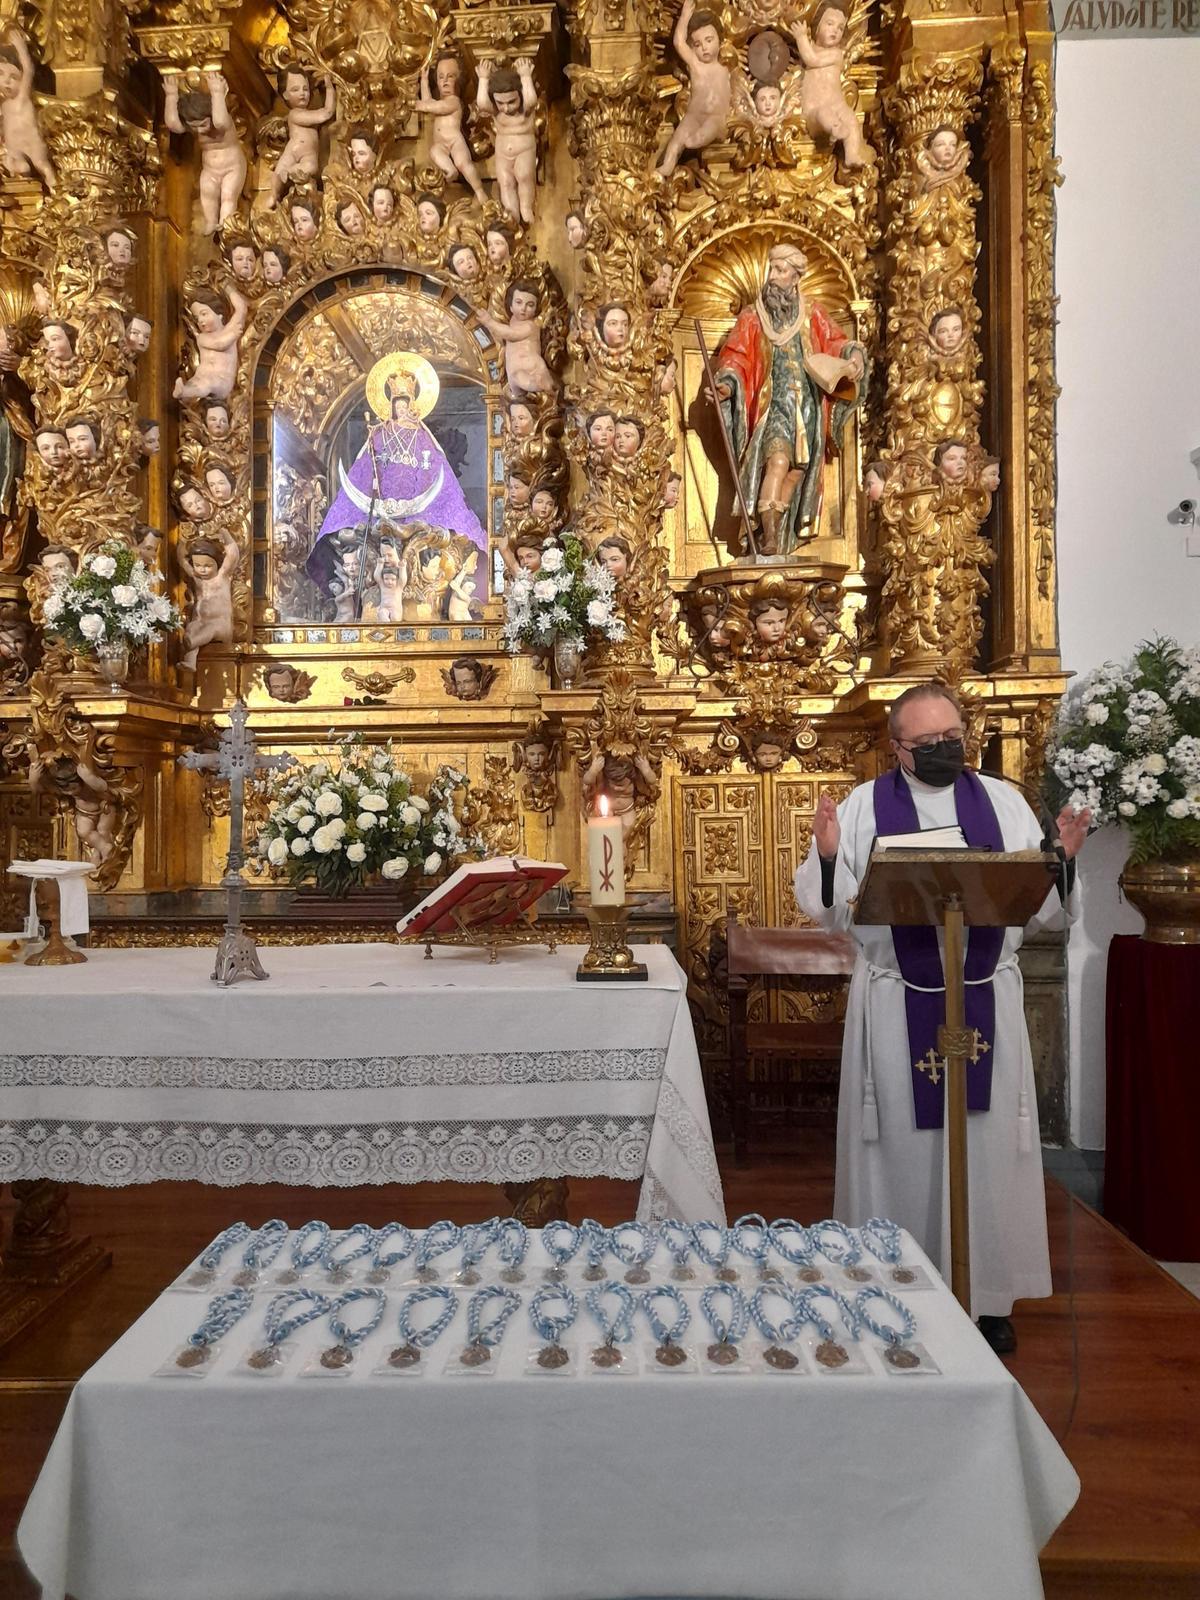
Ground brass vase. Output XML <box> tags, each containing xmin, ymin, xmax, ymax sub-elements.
<box><xmin>1118</xmin><ymin>857</ymin><xmax>1200</xmax><ymax>946</ymax></box>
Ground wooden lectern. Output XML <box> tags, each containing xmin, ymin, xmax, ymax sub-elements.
<box><xmin>853</xmin><ymin>847</ymin><xmax>1061</xmax><ymax>1313</ymax></box>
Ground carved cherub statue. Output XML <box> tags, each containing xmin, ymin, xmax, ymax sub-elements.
<box><xmin>174</xmin><ymin>287</ymin><xmax>247</xmax><ymax>402</ymax></box>
<box><xmin>0</xmin><ymin>29</ymin><xmax>56</xmax><ymax>191</ymax></box>
<box><xmin>790</xmin><ymin>2</ymin><xmax>871</xmax><ymax>168</ymax></box>
<box><xmin>0</xmin><ymin>599</ymin><xmax>32</xmax><ymax>690</ymax></box>
<box><xmin>477</xmin><ymin>279</ymin><xmax>558</xmax><ymax>394</ymax></box>
<box><xmin>656</xmin><ymin>0</ymin><xmax>731</xmax><ymax>176</ymax></box>
<box><xmin>748</xmin><ymin>594</ymin><xmax>791</xmax><ymax>658</ymax></box>
<box><xmin>475</xmin><ymin>58</ymin><xmax>538</xmax><ymax>224</ymax></box>
<box><xmin>416</xmin><ymin>51</ymin><xmax>488</xmax><ymax>206</ymax></box>
<box><xmin>581</xmin><ymin>749</ymin><xmax>660</xmax><ymax>839</ymax></box>
<box><xmin>917</xmin><ymin>124</ymin><xmax>970</xmax><ymax>192</ymax></box>
<box><xmin>163</xmin><ymin>71</ymin><xmax>247</xmax><ymax>232</ymax></box>
<box><xmin>373</xmin><ymin>534</ymin><xmax>407</xmax><ymax>623</ymax></box>
<box><xmin>447</xmin><ymin>547</ymin><xmax>480</xmax><ymax>621</ymax></box>
<box><xmin>513</xmin><ymin>722</ymin><xmax>560</xmax><ymax>813</ymax></box>
<box><xmin>29</xmin><ymin>753</ymin><xmax>117</xmax><ymax>868</ymax></box>
<box><xmin>179</xmin><ymin>529</ymin><xmax>239</xmax><ymax>670</ymax></box>
<box><xmin>267</xmin><ymin>64</ymin><xmax>336</xmax><ymax>209</ymax></box>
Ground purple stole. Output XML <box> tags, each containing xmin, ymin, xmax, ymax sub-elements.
<box><xmin>871</xmin><ymin>768</ymin><xmax>1006</xmax><ymax>1130</ymax></box>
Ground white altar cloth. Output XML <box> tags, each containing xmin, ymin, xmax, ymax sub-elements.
<box><xmin>0</xmin><ymin>943</ymin><xmax>722</xmax><ymax>1222</ymax></box>
<box><xmin>17</xmin><ymin>1229</ymin><xmax>1079</xmax><ymax>1600</ymax></box>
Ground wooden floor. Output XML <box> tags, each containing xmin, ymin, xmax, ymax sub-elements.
<box><xmin>2</xmin><ymin>1135</ymin><xmax>1199</xmax><ymax>1600</ymax></box>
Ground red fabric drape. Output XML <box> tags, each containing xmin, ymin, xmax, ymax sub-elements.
<box><xmin>1105</xmin><ymin>935</ymin><xmax>1200</xmax><ymax>1259</ymax></box>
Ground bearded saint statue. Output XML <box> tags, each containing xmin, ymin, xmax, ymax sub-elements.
<box><xmin>713</xmin><ymin>242</ymin><xmax>867</xmax><ymax>556</ymax></box>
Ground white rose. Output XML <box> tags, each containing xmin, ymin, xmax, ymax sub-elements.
<box><xmin>297</xmin><ymin>814</ymin><xmax>316</xmax><ymax>834</ymax></box>
<box><xmin>1117</xmin><ymin>801</ymin><xmax>1137</xmax><ymax>817</ymax></box>
<box><xmin>356</xmin><ymin>812</ymin><xmax>378</xmax><ymax>830</ymax></box>
<box><xmin>372</xmin><ymin>751</ymin><xmax>390</xmax><ymax>769</ymax></box>
<box><xmin>411</xmin><ymin>796</ymin><xmax>429</xmax><ymax>813</ymax></box>
<box><xmin>326</xmin><ymin>818</ymin><xmax>347</xmax><ymax>839</ymax></box>
<box><xmin>540</xmin><ymin>547</ymin><xmax>563</xmax><ymax>572</ymax></box>
<box><xmin>533</xmin><ymin>579</ymin><xmax>557</xmax><ymax>602</ymax></box>
<box><xmin>290</xmin><ymin>836</ymin><xmax>311</xmax><ymax>856</ymax></box>
<box><xmin>1166</xmin><ymin>799</ymin><xmax>1190</xmax><ymax>819</ymax></box>
<box><xmin>586</xmin><ymin>600</ymin><xmax>608</xmax><ymax>626</ymax></box>
<box><xmin>312</xmin><ymin>824</ymin><xmax>339</xmax><ymax>854</ymax></box>
<box><xmin>150</xmin><ymin>595</ymin><xmax>173</xmax><ymax>622</ymax></box>
<box><xmin>43</xmin><ymin>593</ymin><xmax>64</xmax><ymax>621</ymax></box>
<box><xmin>284</xmin><ymin>804</ymin><xmax>302</xmax><ymax>823</ymax></box>
<box><xmin>314</xmin><ymin>791</ymin><xmax>343</xmax><ymax>817</ymax></box>
<box><xmin>359</xmin><ymin>792</ymin><xmax>388</xmax><ymax>811</ymax></box>
<box><xmin>1084</xmin><ymin>703</ymin><xmax>1109</xmax><ymax>725</ymax></box>
<box><xmin>400</xmin><ymin>804</ymin><xmax>420</xmax><ymax>827</ymax></box>
<box><xmin>1143</xmin><ymin>754</ymin><xmax>1167</xmax><ymax>775</ymax></box>
<box><xmin>341</xmin><ymin>771</ymin><xmax>361</xmax><ymax>788</ymax></box>
<box><xmin>346</xmin><ymin>841</ymin><xmax>367</xmax><ymax>864</ymax></box>
<box><xmin>310</xmin><ymin>761</ymin><xmax>329</xmax><ymax>780</ymax></box>
<box><xmin>424</xmin><ymin>851</ymin><xmax>442</xmax><ymax>874</ymax></box>
<box><xmin>112</xmin><ymin>584</ymin><xmax>138</xmax><ymax>607</ymax></box>
<box><xmin>88</xmin><ymin>554</ymin><xmax>117</xmax><ymax>579</ymax></box>
<box><xmin>267</xmin><ymin>837</ymin><xmax>289</xmax><ymax>866</ymax></box>
<box><xmin>381</xmin><ymin>856</ymin><xmax>410</xmax><ymax>880</ymax></box>
<box><xmin>79</xmin><ymin>613</ymin><xmax>106</xmax><ymax>640</ymax></box>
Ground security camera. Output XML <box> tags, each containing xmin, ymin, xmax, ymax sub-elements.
<box><xmin>1180</xmin><ymin>499</ymin><xmax>1196</xmax><ymax>516</ymax></box>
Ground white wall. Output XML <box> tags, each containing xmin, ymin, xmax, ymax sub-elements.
<box><xmin>1055</xmin><ymin>39</ymin><xmax>1200</xmax><ymax>1148</ymax></box>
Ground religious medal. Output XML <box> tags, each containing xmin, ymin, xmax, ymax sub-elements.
<box><xmin>496</xmin><ymin>1219</ymin><xmax>530</xmax><ymax>1286</ymax></box>
<box><xmin>624</xmin><ymin>1265</ymin><xmax>650</xmax><ymax>1285</ymax></box>
<box><xmin>731</xmin><ymin>1213</ymin><xmax>779</xmax><ymax>1284</ymax></box>
<box><xmin>499</xmin><ymin>1266</ymin><xmax>525</xmax><ymax>1284</ymax></box>
<box><xmin>759</xmin><ymin>1265</ymin><xmax>784</xmax><ymax>1283</ymax></box>
<box><xmin>412</xmin><ymin>1220</ymin><xmax>461</xmax><ymax>1287</ymax></box>
<box><xmin>230</xmin><ymin>1219</ymin><xmax>288</xmax><ymax>1292</ymax></box>
<box><xmin>247</xmin><ymin>1346</ymin><xmax>281</xmax><ymax>1371</ymax></box>
<box><xmin>853</xmin><ymin>1285</ymin><xmax>919</xmax><ymax>1369</ymax></box>
<box><xmin>844</xmin><ymin>1266</ymin><xmax>873</xmax><ymax>1284</ymax></box>
<box><xmin>279</xmin><ymin>1220</ymin><xmax>331</xmax><ymax>1286</ymax></box>
<box><xmin>274</xmin><ymin>1268</ymin><xmax>300</xmax><ymax>1286</ymax></box>
<box><xmin>369</xmin><ymin>1223</ymin><xmax>415</xmax><ymax>1288</ymax></box>
<box><xmin>365</xmin><ymin>1268</ymin><xmax>391</xmax><ymax>1286</ymax></box>
<box><xmin>707</xmin><ymin>1340</ymin><xmax>740</xmax><ymax>1366</ymax></box>
<box><xmin>585</xmin><ymin>1281</ymin><xmax>636</xmax><ymax>1370</ymax></box>
<box><xmin>460</xmin><ymin>1285</ymin><xmax>521</xmax><ymax>1368</ymax></box>
<box><xmin>891</xmin><ymin>1267</ymin><xmax>917</xmax><ymax>1286</ymax></box>
<box><xmin>183</xmin><ymin>1221</ymin><xmax>253</xmax><ymax>1289</ymax></box>
<box><xmin>320</xmin><ymin>1223</ymin><xmax>375</xmax><ymax>1287</ymax></box>
<box><xmin>582</xmin><ymin>1264</ymin><xmax>606</xmax><ymax>1282</ymax></box>
<box><xmin>810</xmin><ymin>1219</ymin><xmax>865</xmax><ymax>1275</ymax></box>
<box><xmin>255</xmin><ymin>1288</ymin><xmax>334</xmax><ymax>1373</ymax></box>
<box><xmin>670</xmin><ymin>1263</ymin><xmax>695</xmax><ymax>1283</ymax></box>
<box><xmin>455</xmin><ymin>1220</ymin><xmax>500</xmax><ymax>1289</ymax></box>
<box><xmin>580</xmin><ymin>1219</ymin><xmax>609</xmax><ymax>1283</ymax></box>
<box><xmin>655</xmin><ymin>1343</ymin><xmax>688</xmax><ymax>1367</ymax></box>
<box><xmin>415</xmin><ymin>1266</ymin><xmax>440</xmax><ymax>1284</ymax></box>
<box><xmin>389</xmin><ymin>1286</ymin><xmax>458</xmax><ymax>1373</ymax></box>
<box><xmin>326</xmin><ymin>1267</ymin><xmax>352</xmax><ymax>1287</ymax></box>
<box><xmin>700</xmin><ymin>1283</ymin><xmax>749</xmax><ymax>1369</ymax></box>
<box><xmin>537</xmin><ymin>1344</ymin><xmax>570</xmax><ymax>1370</ymax></box>
<box><xmin>815</xmin><ymin>1339</ymin><xmax>849</xmax><ymax>1369</ymax></box>
<box><xmin>544</xmin><ymin>1265</ymin><xmax>566</xmax><ymax>1284</ymax></box>
<box><xmin>642</xmin><ymin>1284</ymin><xmax>691</xmax><ymax>1371</ymax></box>
<box><xmin>542</xmin><ymin>1221</ymin><xmax>583</xmax><ymax>1285</ymax></box>
<box><xmin>885</xmin><ymin>1346</ymin><xmax>921</xmax><ymax>1370</ymax></box>
<box><xmin>798</xmin><ymin>1266</ymin><xmax>823</xmax><ymax>1283</ymax></box>
<box><xmin>231</xmin><ymin>1268</ymin><xmax>258</xmax><ymax>1288</ymax></box>
<box><xmin>715</xmin><ymin>1265</ymin><xmax>739</xmax><ymax>1283</ymax></box>
<box><xmin>609</xmin><ymin>1222</ymin><xmax>658</xmax><ymax>1288</ymax></box>
<box><xmin>320</xmin><ymin>1342</ymin><xmax>353</xmax><ymax>1370</ymax></box>
<box><xmin>170</xmin><ymin>1287</ymin><xmax>254</xmax><ymax>1375</ymax></box>
<box><xmin>764</xmin><ymin>1345</ymin><xmax>799</xmax><ymax>1371</ymax></box>
<box><xmin>528</xmin><ymin>1283</ymin><xmax>577</xmax><ymax>1372</ymax></box>
<box><xmin>387</xmin><ymin>1343</ymin><xmax>422</xmax><ymax>1369</ymax></box>
<box><xmin>859</xmin><ymin>1217</ymin><xmax>905</xmax><ymax>1277</ymax></box>
<box><xmin>456</xmin><ymin>1267</ymin><xmax>482</xmax><ymax>1286</ymax></box>
<box><xmin>315</xmin><ymin>1286</ymin><xmax>387</xmax><ymax>1374</ymax></box>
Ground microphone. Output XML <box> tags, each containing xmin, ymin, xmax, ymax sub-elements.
<box><xmin>990</xmin><ymin>771</ymin><xmax>1062</xmax><ymax>855</ymax></box>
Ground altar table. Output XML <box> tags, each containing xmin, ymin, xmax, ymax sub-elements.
<box><xmin>0</xmin><ymin>943</ymin><xmax>722</xmax><ymax>1223</ymax></box>
<box><xmin>16</xmin><ymin>1227</ymin><xmax>1079</xmax><ymax>1600</ymax></box>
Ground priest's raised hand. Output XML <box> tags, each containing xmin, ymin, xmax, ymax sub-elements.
<box><xmin>813</xmin><ymin>790</ymin><xmax>840</xmax><ymax>861</ymax></box>
<box><xmin>1056</xmin><ymin>803</ymin><xmax>1092</xmax><ymax>859</ymax></box>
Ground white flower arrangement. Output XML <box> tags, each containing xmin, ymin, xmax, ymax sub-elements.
<box><xmin>44</xmin><ymin>539</ymin><xmax>181</xmax><ymax>654</ymax></box>
<box><xmin>254</xmin><ymin>737</ymin><xmax>487</xmax><ymax>897</ymax></box>
<box><xmin>1048</xmin><ymin>638</ymin><xmax>1200</xmax><ymax>864</ymax></box>
<box><xmin>502</xmin><ymin>533</ymin><xmax>625</xmax><ymax>655</ymax></box>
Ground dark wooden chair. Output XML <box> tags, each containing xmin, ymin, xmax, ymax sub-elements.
<box><xmin>725</xmin><ymin>916</ymin><xmax>858</xmax><ymax>1167</ymax></box>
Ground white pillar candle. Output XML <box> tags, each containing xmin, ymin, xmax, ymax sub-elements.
<box><xmin>586</xmin><ymin>794</ymin><xmax>625</xmax><ymax>906</ymax></box>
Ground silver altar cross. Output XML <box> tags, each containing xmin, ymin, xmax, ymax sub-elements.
<box><xmin>178</xmin><ymin>700</ymin><xmax>292</xmax><ymax>986</ymax></box>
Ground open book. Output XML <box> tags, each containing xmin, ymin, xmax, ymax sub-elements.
<box><xmin>396</xmin><ymin>857</ymin><xmax>567</xmax><ymax>939</ymax></box>
<box><xmin>873</xmin><ymin>825</ymin><xmax>967</xmax><ymax>851</ymax></box>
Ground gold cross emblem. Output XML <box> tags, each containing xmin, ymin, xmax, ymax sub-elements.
<box><xmin>916</xmin><ymin>1048</ymin><xmax>943</xmax><ymax>1085</ymax></box>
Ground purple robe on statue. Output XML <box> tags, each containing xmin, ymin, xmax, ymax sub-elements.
<box><xmin>306</xmin><ymin>414</ymin><xmax>487</xmax><ymax>593</ymax></box>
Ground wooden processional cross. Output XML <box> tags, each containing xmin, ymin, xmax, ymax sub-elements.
<box><xmin>178</xmin><ymin>700</ymin><xmax>292</xmax><ymax>986</ymax></box>
<box><xmin>916</xmin><ymin>1028</ymin><xmax>991</xmax><ymax>1088</ymax></box>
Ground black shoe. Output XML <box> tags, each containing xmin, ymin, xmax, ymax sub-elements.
<box><xmin>977</xmin><ymin>1315</ymin><xmax>1017</xmax><ymax>1355</ymax></box>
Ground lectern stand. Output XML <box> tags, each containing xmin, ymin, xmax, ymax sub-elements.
<box><xmin>853</xmin><ymin>847</ymin><xmax>1060</xmax><ymax>1313</ymax></box>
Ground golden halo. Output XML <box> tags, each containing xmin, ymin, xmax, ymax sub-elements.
<box><xmin>365</xmin><ymin>351</ymin><xmax>440</xmax><ymax>422</ymax></box>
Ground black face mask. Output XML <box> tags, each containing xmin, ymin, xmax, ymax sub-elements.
<box><xmin>908</xmin><ymin>738</ymin><xmax>965</xmax><ymax>788</ymax></box>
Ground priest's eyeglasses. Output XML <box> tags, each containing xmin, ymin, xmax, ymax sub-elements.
<box><xmin>892</xmin><ymin>729</ymin><xmax>965</xmax><ymax>754</ymax></box>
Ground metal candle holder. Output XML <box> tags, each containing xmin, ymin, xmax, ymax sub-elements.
<box><xmin>576</xmin><ymin>905</ymin><xmax>647</xmax><ymax>982</ymax></box>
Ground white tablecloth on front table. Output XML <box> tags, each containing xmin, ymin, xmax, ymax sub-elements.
<box><xmin>0</xmin><ymin>944</ymin><xmax>722</xmax><ymax>1222</ymax></box>
<box><xmin>17</xmin><ymin>1228</ymin><xmax>1079</xmax><ymax>1600</ymax></box>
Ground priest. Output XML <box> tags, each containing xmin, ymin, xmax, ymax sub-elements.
<box><xmin>794</xmin><ymin>682</ymin><xmax>1090</xmax><ymax>1353</ymax></box>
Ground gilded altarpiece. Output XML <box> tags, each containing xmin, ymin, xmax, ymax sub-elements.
<box><xmin>0</xmin><ymin>0</ymin><xmax>1070</xmax><ymax>1132</ymax></box>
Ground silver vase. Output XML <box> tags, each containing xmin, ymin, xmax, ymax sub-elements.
<box><xmin>92</xmin><ymin>640</ymin><xmax>130</xmax><ymax>692</ymax></box>
<box><xmin>552</xmin><ymin>633</ymin><xmax>583</xmax><ymax>690</ymax></box>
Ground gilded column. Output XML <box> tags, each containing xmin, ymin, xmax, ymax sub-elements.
<box><xmin>877</xmin><ymin>48</ymin><xmax>994</xmax><ymax>681</ymax></box>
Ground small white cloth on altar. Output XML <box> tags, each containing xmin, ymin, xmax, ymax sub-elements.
<box><xmin>7</xmin><ymin>859</ymin><xmax>92</xmax><ymax>937</ymax></box>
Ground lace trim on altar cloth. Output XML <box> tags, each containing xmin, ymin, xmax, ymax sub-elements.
<box><xmin>0</xmin><ymin>1048</ymin><xmax>667</xmax><ymax>1094</ymax></box>
<box><xmin>651</xmin><ymin>1077</ymin><xmax>724</xmax><ymax>1213</ymax></box>
<box><xmin>0</xmin><ymin>1117</ymin><xmax>654</xmax><ymax>1189</ymax></box>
